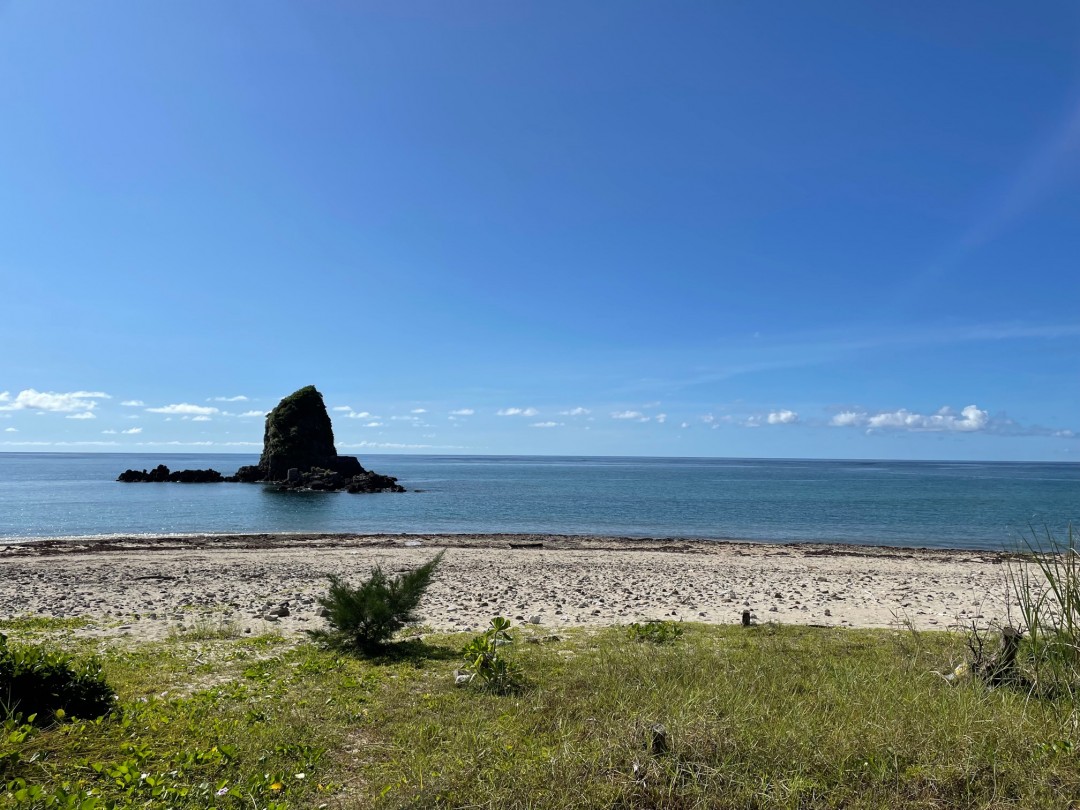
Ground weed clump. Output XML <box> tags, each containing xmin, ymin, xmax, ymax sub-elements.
<box><xmin>0</xmin><ymin>633</ymin><xmax>115</xmax><ymax>724</ymax></box>
<box><xmin>627</xmin><ymin>620</ymin><xmax>684</xmax><ymax>644</ymax></box>
<box><xmin>1008</xmin><ymin>524</ymin><xmax>1080</xmax><ymax>696</ymax></box>
<box><xmin>309</xmin><ymin>552</ymin><xmax>443</xmax><ymax>654</ymax></box>
<box><xmin>461</xmin><ymin>616</ymin><xmax>520</xmax><ymax>692</ymax></box>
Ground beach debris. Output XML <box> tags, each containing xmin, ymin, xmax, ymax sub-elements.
<box><xmin>649</xmin><ymin>723</ymin><xmax>669</xmax><ymax>756</ymax></box>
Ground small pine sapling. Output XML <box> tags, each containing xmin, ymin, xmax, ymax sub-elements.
<box><xmin>310</xmin><ymin>551</ymin><xmax>444</xmax><ymax>653</ymax></box>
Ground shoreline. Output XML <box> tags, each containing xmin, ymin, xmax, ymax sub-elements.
<box><xmin>0</xmin><ymin>533</ymin><xmax>1025</xmax><ymax>641</ymax></box>
<box><xmin>0</xmin><ymin>530</ymin><xmax>1015</xmax><ymax>558</ymax></box>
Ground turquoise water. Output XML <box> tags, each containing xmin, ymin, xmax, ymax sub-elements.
<box><xmin>0</xmin><ymin>453</ymin><xmax>1077</xmax><ymax>550</ymax></box>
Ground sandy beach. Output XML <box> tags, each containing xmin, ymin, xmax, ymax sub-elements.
<box><xmin>0</xmin><ymin>534</ymin><xmax>1024</xmax><ymax>641</ymax></box>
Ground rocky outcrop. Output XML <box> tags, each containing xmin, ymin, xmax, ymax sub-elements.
<box><xmin>119</xmin><ymin>385</ymin><xmax>406</xmax><ymax>493</ymax></box>
<box><xmin>233</xmin><ymin>385</ymin><xmax>362</xmax><ymax>482</ymax></box>
<box><xmin>117</xmin><ymin>465</ymin><xmax>225</xmax><ymax>483</ymax></box>
<box><xmin>231</xmin><ymin>385</ymin><xmax>403</xmax><ymax>492</ymax></box>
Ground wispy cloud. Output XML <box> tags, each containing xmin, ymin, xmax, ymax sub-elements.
<box><xmin>120</xmin><ymin>399</ymin><xmax>145</xmax><ymax>407</ymax></box>
<box><xmin>560</xmin><ymin>407</ymin><xmax>591</xmax><ymax>416</ymax></box>
<box><xmin>747</xmin><ymin>412</ymin><xmax>799</xmax><ymax>432</ymax></box>
<box><xmin>0</xmin><ymin>389</ymin><xmax>111</xmax><ymax>413</ymax></box>
<box><xmin>146</xmin><ymin>403</ymin><xmax>219</xmax><ymax>416</ymax></box>
<box><xmin>530</xmin><ymin>421</ymin><xmax>562</xmax><ymax>428</ymax></box>
<box><xmin>655</xmin><ymin>413</ymin><xmax>668</xmax><ymax>424</ymax></box>
<box><xmin>238</xmin><ymin>410</ymin><xmax>265</xmax><ymax>418</ymax></box>
<box><xmin>122</xmin><ymin>427</ymin><xmax>143</xmax><ymax>434</ymax></box>
<box><xmin>497</xmin><ymin>407</ymin><xmax>539</xmax><ymax>417</ymax></box>
<box><xmin>449</xmin><ymin>408</ymin><xmax>475</xmax><ymax>416</ymax></box>
<box><xmin>611</xmin><ymin>410</ymin><xmax>649</xmax><ymax>422</ymax></box>
<box><xmin>3</xmin><ymin>427</ymin><xmax>16</xmax><ymax>433</ymax></box>
<box><xmin>66</xmin><ymin>411</ymin><xmax>96</xmax><ymax>420</ymax></box>
<box><xmin>191</xmin><ymin>415</ymin><xmax>212</xmax><ymax>422</ymax></box>
<box><xmin>210</xmin><ymin>395</ymin><xmax>248</xmax><ymax>402</ymax></box>
<box><xmin>339</xmin><ymin>440</ymin><xmax>467</xmax><ymax>450</ymax></box>
<box><xmin>410</xmin><ymin>408</ymin><xmax>427</xmax><ymax>414</ymax></box>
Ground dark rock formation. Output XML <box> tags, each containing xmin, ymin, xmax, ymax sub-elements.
<box><xmin>119</xmin><ymin>385</ymin><xmax>405</xmax><ymax>493</ymax></box>
<box><xmin>231</xmin><ymin>385</ymin><xmax>403</xmax><ymax>492</ymax></box>
<box><xmin>117</xmin><ymin>465</ymin><xmax>225</xmax><ymax>483</ymax></box>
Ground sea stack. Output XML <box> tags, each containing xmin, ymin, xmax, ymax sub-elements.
<box><xmin>232</xmin><ymin>385</ymin><xmax>405</xmax><ymax>493</ymax></box>
<box><xmin>119</xmin><ymin>385</ymin><xmax>405</xmax><ymax>493</ymax></box>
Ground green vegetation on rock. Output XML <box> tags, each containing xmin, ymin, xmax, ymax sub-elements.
<box><xmin>258</xmin><ymin>385</ymin><xmax>339</xmax><ymax>480</ymax></box>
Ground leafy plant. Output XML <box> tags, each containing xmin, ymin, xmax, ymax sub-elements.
<box><xmin>627</xmin><ymin>620</ymin><xmax>684</xmax><ymax>644</ymax></box>
<box><xmin>0</xmin><ymin>633</ymin><xmax>115</xmax><ymax>724</ymax></box>
<box><xmin>309</xmin><ymin>552</ymin><xmax>444</xmax><ymax>653</ymax></box>
<box><xmin>1008</xmin><ymin>523</ymin><xmax>1080</xmax><ymax>696</ymax></box>
<box><xmin>462</xmin><ymin>616</ymin><xmax>520</xmax><ymax>692</ymax></box>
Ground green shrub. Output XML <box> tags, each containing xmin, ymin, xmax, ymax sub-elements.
<box><xmin>0</xmin><ymin>633</ymin><xmax>115</xmax><ymax>724</ymax></box>
<box><xmin>1008</xmin><ymin>524</ymin><xmax>1080</xmax><ymax>696</ymax></box>
<box><xmin>462</xmin><ymin>616</ymin><xmax>520</xmax><ymax>692</ymax></box>
<box><xmin>309</xmin><ymin>552</ymin><xmax>443</xmax><ymax>653</ymax></box>
<box><xmin>626</xmin><ymin>620</ymin><xmax>684</xmax><ymax>644</ymax></box>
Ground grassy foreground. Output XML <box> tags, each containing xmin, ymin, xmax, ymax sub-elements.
<box><xmin>3</xmin><ymin>618</ymin><xmax>1079</xmax><ymax>809</ymax></box>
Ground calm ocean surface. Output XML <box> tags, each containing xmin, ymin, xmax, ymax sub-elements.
<box><xmin>0</xmin><ymin>453</ymin><xmax>1076</xmax><ymax>551</ymax></box>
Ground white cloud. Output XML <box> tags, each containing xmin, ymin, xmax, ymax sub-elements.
<box><xmin>102</xmin><ymin>429</ymin><xmax>117</xmax><ymax>434</ymax></box>
<box><xmin>530</xmin><ymin>421</ymin><xmax>562</xmax><ymax>428</ymax></box>
<box><xmin>497</xmin><ymin>407</ymin><xmax>539</xmax><ymax>417</ymax></box>
<box><xmin>680</xmin><ymin>422</ymin><xmax>690</xmax><ymax>429</ymax></box>
<box><xmin>830</xmin><ymin>411</ymin><xmax>863</xmax><ymax>427</ymax></box>
<box><xmin>122</xmin><ymin>427</ymin><xmax>143</xmax><ymax>434</ymax></box>
<box><xmin>3</xmin><ymin>427</ymin><xmax>16</xmax><ymax>432</ymax></box>
<box><xmin>560</xmin><ymin>407</ymin><xmax>590</xmax><ymax>416</ymax></box>
<box><xmin>66</xmin><ymin>411</ymin><xmax>96</xmax><ymax>420</ymax></box>
<box><xmin>210</xmin><ymin>395</ymin><xmax>248</xmax><ymax>402</ymax></box>
<box><xmin>831</xmin><ymin>404</ymin><xmax>990</xmax><ymax>433</ymax></box>
<box><xmin>611</xmin><ymin>410</ymin><xmax>649</xmax><ymax>421</ymax></box>
<box><xmin>411</xmin><ymin>408</ymin><xmax>427</xmax><ymax>414</ymax></box>
<box><xmin>450</xmin><ymin>408</ymin><xmax>475</xmax><ymax>416</ymax></box>
<box><xmin>363</xmin><ymin>421</ymin><xmax>384</xmax><ymax>428</ymax></box>
<box><xmin>767</xmin><ymin>410</ymin><xmax>799</xmax><ymax>425</ymax></box>
<box><xmin>331</xmin><ymin>406</ymin><xmax>352</xmax><ymax>412</ymax></box>
<box><xmin>239</xmin><ymin>410</ymin><xmax>265</xmax><ymax>418</ymax></box>
<box><xmin>655</xmin><ymin>413</ymin><xmax>668</xmax><ymax>424</ymax></box>
<box><xmin>146</xmin><ymin>403</ymin><xmax>219</xmax><ymax>416</ymax></box>
<box><xmin>0</xmin><ymin>392</ymin><xmax>9</xmax><ymax>402</ymax></box>
<box><xmin>339</xmin><ymin>440</ymin><xmax>467</xmax><ymax>450</ymax></box>
<box><xmin>0</xmin><ymin>389</ymin><xmax>110</xmax><ymax>413</ymax></box>
<box><xmin>120</xmin><ymin>399</ymin><xmax>145</xmax><ymax>407</ymax></box>
<box><xmin>191</xmin><ymin>415</ymin><xmax>212</xmax><ymax>422</ymax></box>
<box><xmin>701</xmin><ymin>414</ymin><xmax>716</xmax><ymax>424</ymax></box>
<box><xmin>391</xmin><ymin>415</ymin><xmax>419</xmax><ymax>421</ymax></box>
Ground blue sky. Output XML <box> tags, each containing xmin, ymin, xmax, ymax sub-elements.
<box><xmin>2</xmin><ymin>2</ymin><xmax>1079</xmax><ymax>460</ymax></box>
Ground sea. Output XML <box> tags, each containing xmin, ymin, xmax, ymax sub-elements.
<box><xmin>0</xmin><ymin>453</ymin><xmax>1076</xmax><ymax>551</ymax></box>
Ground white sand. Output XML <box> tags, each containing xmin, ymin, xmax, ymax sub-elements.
<box><xmin>0</xmin><ymin>534</ymin><xmax>1023</xmax><ymax>641</ymax></box>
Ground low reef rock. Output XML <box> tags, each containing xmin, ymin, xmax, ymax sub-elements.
<box><xmin>118</xmin><ymin>385</ymin><xmax>405</xmax><ymax>494</ymax></box>
<box><xmin>118</xmin><ymin>465</ymin><xmax>225</xmax><ymax>483</ymax></box>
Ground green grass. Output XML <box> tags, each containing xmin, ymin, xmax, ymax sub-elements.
<box><xmin>2</xmin><ymin>623</ymin><xmax>1079</xmax><ymax>809</ymax></box>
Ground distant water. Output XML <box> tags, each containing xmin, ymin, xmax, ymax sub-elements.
<box><xmin>0</xmin><ymin>453</ymin><xmax>1076</xmax><ymax>551</ymax></box>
